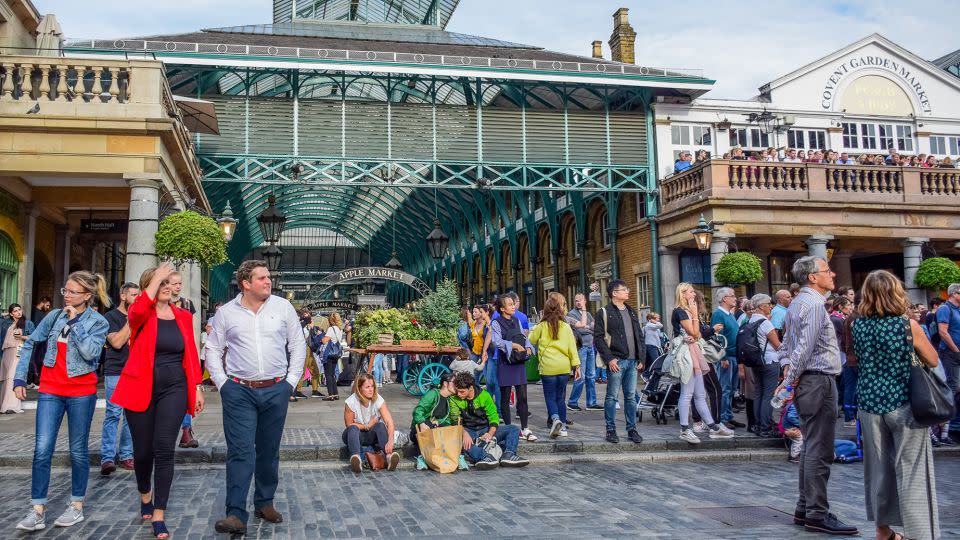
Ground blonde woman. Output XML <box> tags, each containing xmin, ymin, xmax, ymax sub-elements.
<box><xmin>320</xmin><ymin>312</ymin><xmax>347</xmax><ymax>401</ymax></box>
<box><xmin>14</xmin><ymin>271</ymin><xmax>111</xmax><ymax>531</ymax></box>
<box><xmin>671</xmin><ymin>283</ymin><xmax>733</xmax><ymax>444</ymax></box>
<box><xmin>529</xmin><ymin>292</ymin><xmax>582</xmax><ymax>438</ymax></box>
<box><xmin>342</xmin><ymin>372</ymin><xmax>400</xmax><ymax>472</ymax></box>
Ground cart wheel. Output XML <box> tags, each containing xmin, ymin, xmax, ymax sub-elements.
<box><xmin>417</xmin><ymin>363</ymin><xmax>451</xmax><ymax>394</ymax></box>
<box><xmin>402</xmin><ymin>364</ymin><xmax>422</xmax><ymax>396</ymax></box>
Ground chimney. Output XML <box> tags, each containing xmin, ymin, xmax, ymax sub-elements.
<box><xmin>608</xmin><ymin>7</ymin><xmax>636</xmax><ymax>64</ymax></box>
<box><xmin>591</xmin><ymin>40</ymin><xmax>603</xmax><ymax>59</ymax></box>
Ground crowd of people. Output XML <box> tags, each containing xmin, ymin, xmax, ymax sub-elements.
<box><xmin>674</xmin><ymin>145</ymin><xmax>959</xmax><ymax>172</ymax></box>
<box><xmin>1</xmin><ymin>253</ymin><xmax>957</xmax><ymax>539</ymax></box>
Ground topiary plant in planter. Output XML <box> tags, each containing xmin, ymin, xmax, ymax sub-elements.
<box><xmin>714</xmin><ymin>251</ymin><xmax>764</xmax><ymax>286</ymax></box>
<box><xmin>155</xmin><ymin>210</ymin><xmax>228</xmax><ymax>267</ymax></box>
<box><xmin>914</xmin><ymin>257</ymin><xmax>960</xmax><ymax>292</ymax></box>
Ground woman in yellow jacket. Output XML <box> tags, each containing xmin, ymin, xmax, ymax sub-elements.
<box><xmin>530</xmin><ymin>292</ymin><xmax>582</xmax><ymax>439</ymax></box>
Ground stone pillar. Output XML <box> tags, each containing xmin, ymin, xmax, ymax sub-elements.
<box><xmin>577</xmin><ymin>240</ymin><xmax>588</xmax><ymax>292</ymax></box>
<box><xmin>21</xmin><ymin>204</ymin><xmax>38</xmax><ymax>318</ymax></box>
<box><xmin>124</xmin><ymin>175</ymin><xmax>162</xmax><ymax>284</ymax></box>
<box><xmin>903</xmin><ymin>238</ymin><xmax>929</xmax><ymax>305</ymax></box>
<box><xmin>805</xmin><ymin>235</ymin><xmax>834</xmax><ymax>260</ymax></box>
<box><xmin>709</xmin><ymin>232</ymin><xmax>734</xmax><ymax>290</ymax></box>
<box><xmin>53</xmin><ymin>224</ymin><xmax>71</xmax><ymax>308</ymax></box>
<box><xmin>659</xmin><ymin>247</ymin><xmax>681</xmax><ymax>317</ymax></box>
<box><xmin>606</xmin><ymin>228</ymin><xmax>620</xmax><ymax>280</ymax></box>
<box><xmin>752</xmin><ymin>249</ymin><xmax>772</xmax><ymax>295</ymax></box>
<box><xmin>831</xmin><ymin>250</ymin><xmax>854</xmax><ymax>289</ymax></box>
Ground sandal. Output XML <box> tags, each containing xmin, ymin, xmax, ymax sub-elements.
<box><xmin>140</xmin><ymin>500</ymin><xmax>154</xmax><ymax>520</ymax></box>
<box><xmin>152</xmin><ymin>520</ymin><xmax>169</xmax><ymax>538</ymax></box>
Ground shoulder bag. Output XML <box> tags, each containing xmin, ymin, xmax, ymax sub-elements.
<box><xmin>904</xmin><ymin>318</ymin><xmax>956</xmax><ymax>426</ymax></box>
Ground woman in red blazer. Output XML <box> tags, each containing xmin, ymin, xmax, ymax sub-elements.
<box><xmin>111</xmin><ymin>262</ymin><xmax>203</xmax><ymax>539</ymax></box>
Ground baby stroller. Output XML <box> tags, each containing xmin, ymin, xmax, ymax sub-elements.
<box><xmin>639</xmin><ymin>351</ymin><xmax>681</xmax><ymax>424</ymax></box>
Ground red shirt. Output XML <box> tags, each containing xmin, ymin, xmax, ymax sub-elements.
<box><xmin>39</xmin><ymin>341</ymin><xmax>97</xmax><ymax>397</ymax></box>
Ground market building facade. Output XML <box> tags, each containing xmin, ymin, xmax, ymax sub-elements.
<box><xmin>654</xmin><ymin>34</ymin><xmax>960</xmax><ymax>312</ymax></box>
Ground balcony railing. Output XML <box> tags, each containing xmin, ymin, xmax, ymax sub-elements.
<box><xmin>660</xmin><ymin>160</ymin><xmax>960</xmax><ymax>214</ymax></box>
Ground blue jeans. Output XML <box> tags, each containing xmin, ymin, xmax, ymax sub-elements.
<box><xmin>463</xmin><ymin>423</ymin><xmax>520</xmax><ymax>462</ymax></box>
<box><xmin>101</xmin><ymin>375</ymin><xmax>133</xmax><ymax>464</ymax></box>
<box><xmin>373</xmin><ymin>353</ymin><xmax>385</xmax><ymax>384</ymax></box>
<box><xmin>717</xmin><ymin>356</ymin><xmax>737</xmax><ymax>423</ymax></box>
<box><xmin>568</xmin><ymin>347</ymin><xmax>597</xmax><ymax>407</ymax></box>
<box><xmin>220</xmin><ymin>379</ymin><xmax>290</xmax><ymax>523</ymax></box>
<box><xmin>32</xmin><ymin>392</ymin><xmax>97</xmax><ymax>504</ymax></box>
<box><xmin>841</xmin><ymin>365</ymin><xmax>859</xmax><ymax>422</ymax></box>
<box><xmin>484</xmin><ymin>357</ymin><xmax>501</xmax><ymax>415</ymax></box>
<box><xmin>396</xmin><ymin>354</ymin><xmax>410</xmax><ymax>383</ymax></box>
<box><xmin>603</xmin><ymin>359</ymin><xmax>638</xmax><ymax>433</ymax></box>
<box><xmin>542</xmin><ymin>374</ymin><xmax>570</xmax><ymax>423</ymax></box>
<box><xmin>181</xmin><ymin>413</ymin><xmax>191</xmax><ymax>428</ymax></box>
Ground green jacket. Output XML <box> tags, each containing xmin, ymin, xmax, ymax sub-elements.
<box><xmin>410</xmin><ymin>388</ymin><xmax>452</xmax><ymax>433</ymax></box>
<box><xmin>449</xmin><ymin>385</ymin><xmax>500</xmax><ymax>431</ymax></box>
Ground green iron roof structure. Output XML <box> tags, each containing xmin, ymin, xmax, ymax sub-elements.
<box><xmin>66</xmin><ymin>4</ymin><xmax>714</xmax><ymax>309</ymax></box>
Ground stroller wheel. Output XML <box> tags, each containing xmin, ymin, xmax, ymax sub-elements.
<box><xmin>637</xmin><ymin>410</ymin><xmax>643</xmax><ymax>423</ymax></box>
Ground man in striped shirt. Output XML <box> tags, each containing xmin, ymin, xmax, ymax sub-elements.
<box><xmin>778</xmin><ymin>255</ymin><xmax>857</xmax><ymax>536</ymax></box>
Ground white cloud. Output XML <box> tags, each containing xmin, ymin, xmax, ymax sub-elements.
<box><xmin>34</xmin><ymin>0</ymin><xmax>957</xmax><ymax>98</ymax></box>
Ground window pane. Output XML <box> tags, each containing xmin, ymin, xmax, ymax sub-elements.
<box><xmin>950</xmin><ymin>137</ymin><xmax>960</xmax><ymax>155</ymax></box>
<box><xmin>842</xmin><ymin>123</ymin><xmax>858</xmax><ymax>149</ymax></box>
<box><xmin>930</xmin><ymin>136</ymin><xmax>943</xmax><ymax>155</ymax></box>
<box><xmin>671</xmin><ymin>126</ymin><xmax>681</xmax><ymax>145</ymax></box>
<box><xmin>861</xmin><ymin>124</ymin><xmax>876</xmax><ymax>149</ymax></box>
<box><xmin>809</xmin><ymin>131</ymin><xmax>825</xmax><ymax>150</ymax></box>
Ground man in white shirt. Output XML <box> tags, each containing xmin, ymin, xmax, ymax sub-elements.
<box><xmin>205</xmin><ymin>260</ymin><xmax>306</xmax><ymax>536</ymax></box>
<box><xmin>781</xmin><ymin>148</ymin><xmax>802</xmax><ymax>163</ymax></box>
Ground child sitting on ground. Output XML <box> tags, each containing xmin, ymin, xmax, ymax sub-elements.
<box><xmin>448</xmin><ymin>348</ymin><xmax>483</xmax><ymax>375</ymax></box>
<box><xmin>779</xmin><ymin>398</ymin><xmax>802</xmax><ymax>463</ymax></box>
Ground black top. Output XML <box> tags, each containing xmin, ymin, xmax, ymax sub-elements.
<box><xmin>154</xmin><ymin>319</ymin><xmax>185</xmax><ymax>366</ymax></box>
<box><xmin>593</xmin><ymin>303</ymin><xmax>646</xmax><ymax>366</ymax></box>
<box><xmin>103</xmin><ymin>309</ymin><xmax>129</xmax><ymax>376</ymax></box>
<box><xmin>671</xmin><ymin>308</ymin><xmax>690</xmax><ymax>337</ymax></box>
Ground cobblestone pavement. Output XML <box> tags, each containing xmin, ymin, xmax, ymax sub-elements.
<box><xmin>0</xmin><ymin>458</ymin><xmax>956</xmax><ymax>539</ymax></box>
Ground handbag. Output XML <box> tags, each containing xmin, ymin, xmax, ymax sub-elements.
<box><xmin>701</xmin><ymin>334</ymin><xmax>727</xmax><ymax>364</ymax></box>
<box><xmin>903</xmin><ymin>319</ymin><xmax>956</xmax><ymax>426</ymax></box>
<box><xmin>416</xmin><ymin>421</ymin><xmax>463</xmax><ymax>474</ymax></box>
<box><xmin>479</xmin><ymin>436</ymin><xmax>502</xmax><ymax>461</ymax></box>
<box><xmin>364</xmin><ymin>451</ymin><xmax>387</xmax><ymax>470</ymax></box>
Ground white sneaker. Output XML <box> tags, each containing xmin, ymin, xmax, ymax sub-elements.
<box><xmin>53</xmin><ymin>505</ymin><xmax>84</xmax><ymax>527</ymax></box>
<box><xmin>692</xmin><ymin>421</ymin><xmax>707</xmax><ymax>433</ymax></box>
<box><xmin>559</xmin><ymin>427</ymin><xmax>569</xmax><ymax>437</ymax></box>
<box><xmin>520</xmin><ymin>428</ymin><xmax>538</xmax><ymax>442</ymax></box>
<box><xmin>549</xmin><ymin>418</ymin><xmax>563</xmax><ymax>439</ymax></box>
<box><xmin>679</xmin><ymin>429</ymin><xmax>701</xmax><ymax>444</ymax></box>
<box><xmin>709</xmin><ymin>423</ymin><xmax>734</xmax><ymax>438</ymax></box>
<box><xmin>17</xmin><ymin>508</ymin><xmax>45</xmax><ymax>531</ymax></box>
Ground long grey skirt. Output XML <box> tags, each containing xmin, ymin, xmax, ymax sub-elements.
<box><xmin>860</xmin><ymin>405</ymin><xmax>939</xmax><ymax>540</ymax></box>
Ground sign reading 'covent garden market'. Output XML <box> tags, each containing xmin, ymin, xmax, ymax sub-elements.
<box><xmin>821</xmin><ymin>55</ymin><xmax>932</xmax><ymax>113</ymax></box>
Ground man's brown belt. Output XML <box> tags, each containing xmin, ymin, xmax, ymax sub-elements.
<box><xmin>230</xmin><ymin>376</ymin><xmax>283</xmax><ymax>389</ymax></box>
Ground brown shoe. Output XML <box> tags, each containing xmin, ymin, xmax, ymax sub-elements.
<box><xmin>255</xmin><ymin>506</ymin><xmax>283</xmax><ymax>523</ymax></box>
<box><xmin>100</xmin><ymin>461</ymin><xmax>116</xmax><ymax>476</ymax></box>
<box><xmin>178</xmin><ymin>427</ymin><xmax>199</xmax><ymax>448</ymax></box>
<box><xmin>119</xmin><ymin>459</ymin><xmax>135</xmax><ymax>471</ymax></box>
<box><xmin>214</xmin><ymin>515</ymin><xmax>246</xmax><ymax>534</ymax></box>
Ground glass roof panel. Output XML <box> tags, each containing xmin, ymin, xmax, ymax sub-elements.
<box><xmin>273</xmin><ymin>0</ymin><xmax>461</xmax><ymax>29</ymax></box>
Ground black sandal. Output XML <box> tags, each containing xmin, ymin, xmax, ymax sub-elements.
<box><xmin>152</xmin><ymin>520</ymin><xmax>169</xmax><ymax>538</ymax></box>
<box><xmin>140</xmin><ymin>500</ymin><xmax>154</xmax><ymax>520</ymax></box>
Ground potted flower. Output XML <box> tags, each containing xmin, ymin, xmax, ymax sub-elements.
<box><xmin>914</xmin><ymin>257</ymin><xmax>960</xmax><ymax>294</ymax></box>
<box><xmin>714</xmin><ymin>251</ymin><xmax>764</xmax><ymax>286</ymax></box>
<box><xmin>155</xmin><ymin>210</ymin><xmax>228</xmax><ymax>267</ymax></box>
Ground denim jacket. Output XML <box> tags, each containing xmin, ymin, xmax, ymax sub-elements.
<box><xmin>14</xmin><ymin>307</ymin><xmax>109</xmax><ymax>384</ymax></box>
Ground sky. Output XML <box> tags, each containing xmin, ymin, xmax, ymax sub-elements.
<box><xmin>33</xmin><ymin>0</ymin><xmax>957</xmax><ymax>98</ymax></box>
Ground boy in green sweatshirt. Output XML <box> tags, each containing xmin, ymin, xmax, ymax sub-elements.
<box><xmin>449</xmin><ymin>372</ymin><xmax>529</xmax><ymax>470</ymax></box>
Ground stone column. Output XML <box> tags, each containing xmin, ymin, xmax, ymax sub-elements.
<box><xmin>831</xmin><ymin>250</ymin><xmax>854</xmax><ymax>289</ymax></box>
<box><xmin>751</xmin><ymin>249</ymin><xmax>772</xmax><ymax>295</ymax></box>
<box><xmin>805</xmin><ymin>235</ymin><xmax>834</xmax><ymax>260</ymax></box>
<box><xmin>52</xmin><ymin>224</ymin><xmax>72</xmax><ymax>308</ymax></box>
<box><xmin>659</xmin><ymin>246</ymin><xmax>681</xmax><ymax>317</ymax></box>
<box><xmin>903</xmin><ymin>237</ymin><xmax>929</xmax><ymax>305</ymax></box>
<box><xmin>20</xmin><ymin>204</ymin><xmax>38</xmax><ymax>318</ymax></box>
<box><xmin>124</xmin><ymin>175</ymin><xmax>162</xmax><ymax>284</ymax></box>
<box><xmin>709</xmin><ymin>232</ymin><xmax>735</xmax><ymax>291</ymax></box>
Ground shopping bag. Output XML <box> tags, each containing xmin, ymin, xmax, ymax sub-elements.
<box><xmin>416</xmin><ymin>423</ymin><xmax>463</xmax><ymax>474</ymax></box>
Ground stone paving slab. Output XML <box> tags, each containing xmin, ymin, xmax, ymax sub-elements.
<box><xmin>0</xmin><ymin>458</ymin><xmax>956</xmax><ymax>539</ymax></box>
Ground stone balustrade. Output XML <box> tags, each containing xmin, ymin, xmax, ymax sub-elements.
<box><xmin>659</xmin><ymin>160</ymin><xmax>960</xmax><ymax>214</ymax></box>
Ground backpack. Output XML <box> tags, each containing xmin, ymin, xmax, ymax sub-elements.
<box><xmin>497</xmin><ymin>318</ymin><xmax>528</xmax><ymax>365</ymax></box>
<box><xmin>736</xmin><ymin>319</ymin><xmax>767</xmax><ymax>368</ymax></box>
<box><xmin>323</xmin><ymin>327</ymin><xmax>344</xmax><ymax>361</ymax></box>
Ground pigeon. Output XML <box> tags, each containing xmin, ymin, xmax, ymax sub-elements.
<box><xmin>26</xmin><ymin>103</ymin><xmax>40</xmax><ymax>114</ymax></box>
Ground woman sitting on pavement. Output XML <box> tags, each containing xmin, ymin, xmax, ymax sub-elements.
<box><xmin>410</xmin><ymin>371</ymin><xmax>467</xmax><ymax>471</ymax></box>
<box><xmin>529</xmin><ymin>292</ymin><xmax>581</xmax><ymax>439</ymax></box>
<box><xmin>342</xmin><ymin>372</ymin><xmax>400</xmax><ymax>473</ymax></box>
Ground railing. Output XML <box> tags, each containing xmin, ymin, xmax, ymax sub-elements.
<box><xmin>0</xmin><ymin>57</ymin><xmax>131</xmax><ymax>102</ymax></box>
<box><xmin>659</xmin><ymin>160</ymin><xmax>960</xmax><ymax>213</ymax></box>
<box><xmin>63</xmin><ymin>39</ymin><xmax>707</xmax><ymax>80</ymax></box>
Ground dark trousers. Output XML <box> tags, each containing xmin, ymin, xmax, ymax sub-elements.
<box><xmin>341</xmin><ymin>422</ymin><xmax>388</xmax><ymax>456</ymax></box>
<box><xmin>323</xmin><ymin>358</ymin><xmax>338</xmax><ymax>396</ymax></box>
<box><xmin>692</xmin><ymin>368</ymin><xmax>721</xmax><ymax>423</ymax></box>
<box><xmin>220</xmin><ymin>379</ymin><xmax>290</xmax><ymax>523</ymax></box>
<box><xmin>499</xmin><ymin>384</ymin><xmax>529</xmax><ymax>429</ymax></box>
<box><xmin>841</xmin><ymin>365</ymin><xmax>859</xmax><ymax>422</ymax></box>
<box><xmin>125</xmin><ymin>363</ymin><xmax>187</xmax><ymax>511</ymax></box>
<box><xmin>793</xmin><ymin>373</ymin><xmax>838</xmax><ymax>522</ymax></box>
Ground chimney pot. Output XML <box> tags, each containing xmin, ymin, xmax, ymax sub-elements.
<box><xmin>609</xmin><ymin>7</ymin><xmax>636</xmax><ymax>64</ymax></box>
<box><xmin>591</xmin><ymin>40</ymin><xmax>603</xmax><ymax>59</ymax></box>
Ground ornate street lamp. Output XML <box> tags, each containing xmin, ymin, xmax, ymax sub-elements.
<box><xmin>385</xmin><ymin>214</ymin><xmax>403</xmax><ymax>269</ymax></box>
<box><xmin>262</xmin><ymin>244</ymin><xmax>283</xmax><ymax>274</ymax></box>
<box><xmin>425</xmin><ymin>189</ymin><xmax>449</xmax><ymax>260</ymax></box>
<box><xmin>217</xmin><ymin>201</ymin><xmax>237</xmax><ymax>241</ymax></box>
<box><xmin>257</xmin><ymin>194</ymin><xmax>286</xmax><ymax>244</ymax></box>
<box><xmin>691</xmin><ymin>214</ymin><xmax>716</xmax><ymax>251</ymax></box>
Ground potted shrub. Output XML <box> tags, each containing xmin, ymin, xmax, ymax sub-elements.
<box><xmin>155</xmin><ymin>210</ymin><xmax>228</xmax><ymax>267</ymax></box>
<box><xmin>714</xmin><ymin>251</ymin><xmax>764</xmax><ymax>286</ymax></box>
<box><xmin>914</xmin><ymin>257</ymin><xmax>960</xmax><ymax>293</ymax></box>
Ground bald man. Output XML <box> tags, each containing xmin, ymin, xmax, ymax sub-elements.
<box><xmin>770</xmin><ymin>290</ymin><xmax>791</xmax><ymax>331</ymax></box>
